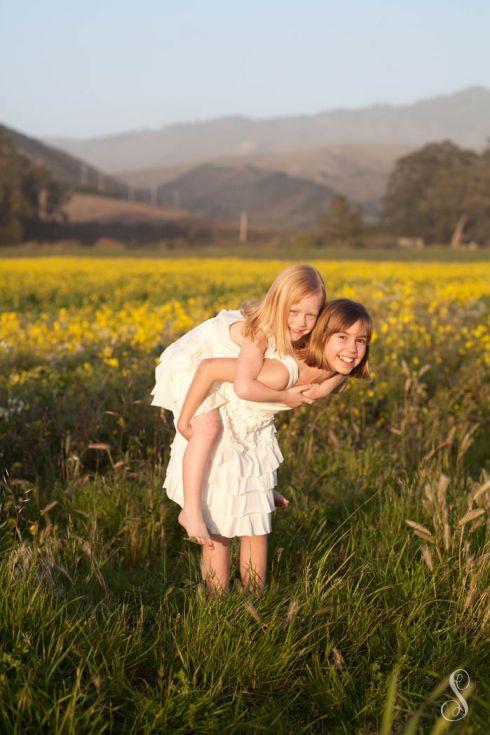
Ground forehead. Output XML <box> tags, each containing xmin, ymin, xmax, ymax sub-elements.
<box><xmin>291</xmin><ymin>292</ymin><xmax>323</xmax><ymax>311</ymax></box>
<box><xmin>338</xmin><ymin>319</ymin><xmax>369</xmax><ymax>336</ymax></box>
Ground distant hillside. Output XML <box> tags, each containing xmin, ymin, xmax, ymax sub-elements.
<box><xmin>2</xmin><ymin>123</ymin><xmax>128</xmax><ymax>198</ymax></box>
<box><xmin>120</xmin><ymin>142</ymin><xmax>407</xmax><ymax>212</ymax></box>
<box><xmin>47</xmin><ymin>87</ymin><xmax>490</xmax><ymax>174</ymax></box>
<box><xmin>62</xmin><ymin>193</ymin><xmax>197</xmax><ymax>224</ymax></box>
<box><xmin>154</xmin><ymin>164</ymin><xmax>338</xmax><ymax>230</ymax></box>
<box><xmin>33</xmin><ymin>192</ymin><xmax>247</xmax><ymax>245</ymax></box>
<box><xmin>1</xmin><ymin>123</ymin><xmax>269</xmax><ymax>243</ymax></box>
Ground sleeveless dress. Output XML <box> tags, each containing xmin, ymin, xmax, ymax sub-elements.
<box><xmin>150</xmin><ymin>309</ymin><xmax>298</xmax><ymax>537</ymax></box>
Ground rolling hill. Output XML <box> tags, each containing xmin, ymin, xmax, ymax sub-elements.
<box><xmin>153</xmin><ymin>164</ymin><xmax>339</xmax><ymax>230</ymax></box>
<box><xmin>2</xmin><ymin>124</ymin><xmax>127</xmax><ymax>198</ymax></box>
<box><xmin>62</xmin><ymin>193</ymin><xmax>197</xmax><ymax>224</ymax></box>
<box><xmin>119</xmin><ymin>142</ymin><xmax>407</xmax><ymax>212</ymax></box>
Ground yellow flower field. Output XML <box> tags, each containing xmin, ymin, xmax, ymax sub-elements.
<box><xmin>1</xmin><ymin>257</ymin><xmax>489</xmax><ymax>369</ymax></box>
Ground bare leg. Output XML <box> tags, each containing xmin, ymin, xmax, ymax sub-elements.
<box><xmin>239</xmin><ymin>534</ymin><xmax>269</xmax><ymax>594</ymax></box>
<box><xmin>178</xmin><ymin>409</ymin><xmax>221</xmax><ymax>549</ymax></box>
<box><xmin>200</xmin><ymin>534</ymin><xmax>232</xmax><ymax>595</ymax></box>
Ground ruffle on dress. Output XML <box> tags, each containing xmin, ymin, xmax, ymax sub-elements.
<box><xmin>163</xmin><ymin>415</ymin><xmax>283</xmax><ymax>537</ymax></box>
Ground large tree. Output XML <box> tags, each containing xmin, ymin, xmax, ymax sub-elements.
<box><xmin>383</xmin><ymin>140</ymin><xmax>490</xmax><ymax>245</ymax></box>
<box><xmin>0</xmin><ymin>127</ymin><xmax>70</xmax><ymax>244</ymax></box>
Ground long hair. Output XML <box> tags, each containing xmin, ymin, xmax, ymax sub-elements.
<box><xmin>297</xmin><ymin>298</ymin><xmax>373</xmax><ymax>379</ymax></box>
<box><xmin>241</xmin><ymin>264</ymin><xmax>326</xmax><ymax>356</ymax></box>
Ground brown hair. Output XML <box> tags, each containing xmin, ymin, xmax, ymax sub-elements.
<box><xmin>297</xmin><ymin>298</ymin><xmax>373</xmax><ymax>379</ymax></box>
<box><xmin>241</xmin><ymin>264</ymin><xmax>326</xmax><ymax>356</ymax></box>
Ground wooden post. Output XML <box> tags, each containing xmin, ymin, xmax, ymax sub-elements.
<box><xmin>239</xmin><ymin>211</ymin><xmax>248</xmax><ymax>243</ymax></box>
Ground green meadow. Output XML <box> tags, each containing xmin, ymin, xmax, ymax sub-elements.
<box><xmin>0</xmin><ymin>255</ymin><xmax>488</xmax><ymax>733</ymax></box>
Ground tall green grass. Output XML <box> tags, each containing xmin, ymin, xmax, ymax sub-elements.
<box><xmin>1</xmin><ymin>384</ymin><xmax>488</xmax><ymax>732</ymax></box>
<box><xmin>0</xmin><ymin>258</ymin><xmax>488</xmax><ymax>732</ymax></box>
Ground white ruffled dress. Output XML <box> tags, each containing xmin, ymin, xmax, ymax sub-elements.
<box><xmin>150</xmin><ymin>309</ymin><xmax>298</xmax><ymax>537</ymax></box>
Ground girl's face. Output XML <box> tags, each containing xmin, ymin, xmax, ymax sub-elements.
<box><xmin>288</xmin><ymin>292</ymin><xmax>324</xmax><ymax>341</ymax></box>
<box><xmin>323</xmin><ymin>320</ymin><xmax>368</xmax><ymax>373</ymax></box>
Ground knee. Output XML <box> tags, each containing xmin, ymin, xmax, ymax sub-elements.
<box><xmin>233</xmin><ymin>379</ymin><xmax>250</xmax><ymax>400</ymax></box>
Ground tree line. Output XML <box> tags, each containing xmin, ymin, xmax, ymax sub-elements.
<box><xmin>318</xmin><ymin>140</ymin><xmax>490</xmax><ymax>247</ymax></box>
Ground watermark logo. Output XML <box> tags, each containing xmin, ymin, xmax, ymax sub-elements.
<box><xmin>441</xmin><ymin>669</ymin><xmax>470</xmax><ymax>721</ymax></box>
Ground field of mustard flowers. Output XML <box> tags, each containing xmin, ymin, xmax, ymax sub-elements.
<box><xmin>0</xmin><ymin>256</ymin><xmax>489</xmax><ymax>733</ymax></box>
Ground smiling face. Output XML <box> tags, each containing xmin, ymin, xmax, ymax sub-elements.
<box><xmin>323</xmin><ymin>319</ymin><xmax>368</xmax><ymax>374</ymax></box>
<box><xmin>287</xmin><ymin>292</ymin><xmax>324</xmax><ymax>342</ymax></box>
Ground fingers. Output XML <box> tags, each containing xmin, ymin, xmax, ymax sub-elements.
<box><xmin>292</xmin><ymin>384</ymin><xmax>311</xmax><ymax>394</ymax></box>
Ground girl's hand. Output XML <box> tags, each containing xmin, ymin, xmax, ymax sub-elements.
<box><xmin>177</xmin><ymin>418</ymin><xmax>192</xmax><ymax>440</ymax></box>
<box><xmin>283</xmin><ymin>385</ymin><xmax>315</xmax><ymax>408</ymax></box>
<box><xmin>301</xmin><ymin>383</ymin><xmax>325</xmax><ymax>401</ymax></box>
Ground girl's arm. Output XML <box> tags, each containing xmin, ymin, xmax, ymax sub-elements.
<box><xmin>177</xmin><ymin>356</ymin><xmax>312</xmax><ymax>439</ymax></box>
<box><xmin>233</xmin><ymin>336</ymin><xmax>312</xmax><ymax>407</ymax></box>
<box><xmin>300</xmin><ymin>373</ymin><xmax>348</xmax><ymax>401</ymax></box>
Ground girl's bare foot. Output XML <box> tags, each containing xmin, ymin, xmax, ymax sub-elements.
<box><xmin>273</xmin><ymin>490</ymin><xmax>289</xmax><ymax>509</ymax></box>
<box><xmin>178</xmin><ymin>509</ymin><xmax>214</xmax><ymax>549</ymax></box>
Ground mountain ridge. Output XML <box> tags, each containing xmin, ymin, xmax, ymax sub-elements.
<box><xmin>45</xmin><ymin>87</ymin><xmax>490</xmax><ymax>173</ymax></box>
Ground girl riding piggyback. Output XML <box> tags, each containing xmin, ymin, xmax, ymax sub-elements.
<box><xmin>151</xmin><ymin>264</ymin><xmax>326</xmax><ymax>548</ymax></box>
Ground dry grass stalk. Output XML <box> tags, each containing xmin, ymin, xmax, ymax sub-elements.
<box><xmin>331</xmin><ymin>645</ymin><xmax>345</xmax><ymax>670</ymax></box>
<box><xmin>244</xmin><ymin>602</ymin><xmax>268</xmax><ymax>632</ymax></box>
<box><xmin>421</xmin><ymin>544</ymin><xmax>433</xmax><ymax>571</ymax></box>
<box><xmin>458</xmin><ymin>508</ymin><xmax>485</xmax><ymax>526</ymax></box>
<box><xmin>286</xmin><ymin>599</ymin><xmax>300</xmax><ymax>624</ymax></box>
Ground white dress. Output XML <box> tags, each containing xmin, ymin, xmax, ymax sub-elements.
<box><xmin>150</xmin><ymin>309</ymin><xmax>298</xmax><ymax>537</ymax></box>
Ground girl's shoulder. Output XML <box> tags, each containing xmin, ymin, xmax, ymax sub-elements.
<box><xmin>232</xmin><ymin>324</ymin><xmax>269</xmax><ymax>351</ymax></box>
<box><xmin>229</xmin><ymin>320</ymin><xmax>246</xmax><ymax>346</ymax></box>
<box><xmin>250</xmin><ymin>328</ymin><xmax>269</xmax><ymax>350</ymax></box>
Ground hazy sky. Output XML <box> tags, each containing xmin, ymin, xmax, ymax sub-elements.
<box><xmin>1</xmin><ymin>0</ymin><xmax>489</xmax><ymax>139</ymax></box>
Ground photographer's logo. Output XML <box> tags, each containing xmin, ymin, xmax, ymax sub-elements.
<box><xmin>441</xmin><ymin>669</ymin><xmax>470</xmax><ymax>721</ymax></box>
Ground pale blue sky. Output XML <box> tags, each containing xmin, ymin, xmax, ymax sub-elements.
<box><xmin>1</xmin><ymin>0</ymin><xmax>489</xmax><ymax>139</ymax></box>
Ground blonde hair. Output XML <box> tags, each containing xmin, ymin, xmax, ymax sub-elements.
<box><xmin>242</xmin><ymin>264</ymin><xmax>326</xmax><ymax>356</ymax></box>
<box><xmin>297</xmin><ymin>298</ymin><xmax>373</xmax><ymax>379</ymax></box>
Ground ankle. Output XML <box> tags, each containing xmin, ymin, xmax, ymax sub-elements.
<box><xmin>181</xmin><ymin>507</ymin><xmax>204</xmax><ymax>520</ymax></box>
